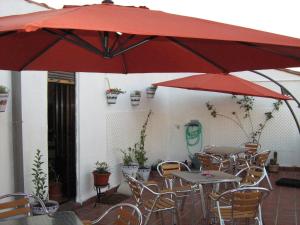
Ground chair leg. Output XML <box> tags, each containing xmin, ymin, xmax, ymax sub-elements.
<box><xmin>174</xmin><ymin>207</ymin><xmax>181</xmax><ymax>225</ymax></box>
<box><xmin>264</xmin><ymin>168</ymin><xmax>273</xmax><ymax>190</ymax></box>
<box><xmin>144</xmin><ymin>211</ymin><xmax>154</xmax><ymax>225</ymax></box>
<box><xmin>180</xmin><ymin>196</ymin><xmax>186</xmax><ymax>211</ymax></box>
<box><xmin>159</xmin><ymin>212</ymin><xmax>165</xmax><ymax>225</ymax></box>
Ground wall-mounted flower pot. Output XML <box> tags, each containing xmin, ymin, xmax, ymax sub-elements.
<box><xmin>146</xmin><ymin>86</ymin><xmax>157</xmax><ymax>98</ymax></box>
<box><xmin>106</xmin><ymin>92</ymin><xmax>118</xmax><ymax>104</ymax></box>
<box><xmin>0</xmin><ymin>93</ymin><xmax>9</xmax><ymax>112</ymax></box>
<box><xmin>130</xmin><ymin>91</ymin><xmax>141</xmax><ymax>106</ymax></box>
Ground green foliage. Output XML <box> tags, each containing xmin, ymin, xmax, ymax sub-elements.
<box><xmin>206</xmin><ymin>95</ymin><xmax>283</xmax><ymax>143</ymax></box>
<box><xmin>0</xmin><ymin>85</ymin><xmax>8</xmax><ymax>93</ymax></box>
<box><xmin>94</xmin><ymin>161</ymin><xmax>109</xmax><ymax>173</ymax></box>
<box><xmin>130</xmin><ymin>90</ymin><xmax>141</xmax><ymax>97</ymax></box>
<box><xmin>106</xmin><ymin>88</ymin><xmax>125</xmax><ymax>94</ymax></box>
<box><xmin>134</xmin><ymin>110</ymin><xmax>152</xmax><ymax>168</ymax></box>
<box><xmin>32</xmin><ymin>149</ymin><xmax>48</xmax><ymax>202</ymax></box>
<box><xmin>121</xmin><ymin>110</ymin><xmax>152</xmax><ymax>167</ymax></box>
<box><xmin>121</xmin><ymin>147</ymin><xmax>135</xmax><ymax>166</ymax></box>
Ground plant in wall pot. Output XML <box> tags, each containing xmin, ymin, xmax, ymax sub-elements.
<box><xmin>130</xmin><ymin>90</ymin><xmax>141</xmax><ymax>106</ymax></box>
<box><xmin>121</xmin><ymin>147</ymin><xmax>139</xmax><ymax>178</ymax></box>
<box><xmin>146</xmin><ymin>85</ymin><xmax>157</xmax><ymax>98</ymax></box>
<box><xmin>0</xmin><ymin>85</ymin><xmax>9</xmax><ymax>112</ymax></box>
<box><xmin>93</xmin><ymin>161</ymin><xmax>111</xmax><ymax>186</ymax></box>
<box><xmin>106</xmin><ymin>88</ymin><xmax>125</xmax><ymax>104</ymax></box>
<box><xmin>31</xmin><ymin>149</ymin><xmax>59</xmax><ymax>215</ymax></box>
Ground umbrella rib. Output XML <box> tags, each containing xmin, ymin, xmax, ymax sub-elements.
<box><xmin>238</xmin><ymin>41</ymin><xmax>300</xmax><ymax>62</ymax></box>
<box><xmin>20</xmin><ymin>35</ymin><xmax>64</xmax><ymax>70</ymax></box>
<box><xmin>112</xmin><ymin>34</ymin><xmax>136</xmax><ymax>54</ymax></box>
<box><xmin>121</xmin><ymin>54</ymin><xmax>128</xmax><ymax>74</ymax></box>
<box><xmin>44</xmin><ymin>29</ymin><xmax>103</xmax><ymax>56</ymax></box>
<box><xmin>61</xmin><ymin>29</ymin><xmax>104</xmax><ymax>55</ymax></box>
<box><xmin>112</xmin><ymin>36</ymin><xmax>156</xmax><ymax>57</ymax></box>
<box><xmin>0</xmin><ymin>31</ymin><xmax>16</xmax><ymax>38</ymax></box>
<box><xmin>168</xmin><ymin>37</ymin><xmax>227</xmax><ymax>73</ymax></box>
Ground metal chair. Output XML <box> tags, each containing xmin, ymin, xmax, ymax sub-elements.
<box><xmin>196</xmin><ymin>152</ymin><xmax>231</xmax><ymax>172</ymax></box>
<box><xmin>250</xmin><ymin>150</ymin><xmax>272</xmax><ymax>190</ymax></box>
<box><xmin>0</xmin><ymin>193</ymin><xmax>48</xmax><ymax>221</ymax></box>
<box><xmin>210</xmin><ymin>187</ymin><xmax>270</xmax><ymax>225</ymax></box>
<box><xmin>157</xmin><ymin>161</ymin><xmax>194</xmax><ymax>210</ymax></box>
<box><xmin>235</xmin><ymin>166</ymin><xmax>266</xmax><ymax>188</ymax></box>
<box><xmin>83</xmin><ymin>203</ymin><xmax>142</xmax><ymax>225</ymax></box>
<box><xmin>126</xmin><ymin>175</ymin><xmax>181</xmax><ymax>225</ymax></box>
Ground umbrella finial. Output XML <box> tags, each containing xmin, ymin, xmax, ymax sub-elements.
<box><xmin>102</xmin><ymin>0</ymin><xmax>114</xmax><ymax>3</ymax></box>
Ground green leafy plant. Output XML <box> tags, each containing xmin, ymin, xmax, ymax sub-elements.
<box><xmin>32</xmin><ymin>149</ymin><xmax>48</xmax><ymax>202</ymax></box>
<box><xmin>106</xmin><ymin>88</ymin><xmax>125</xmax><ymax>94</ymax></box>
<box><xmin>121</xmin><ymin>147</ymin><xmax>135</xmax><ymax>166</ymax></box>
<box><xmin>206</xmin><ymin>95</ymin><xmax>283</xmax><ymax>143</ymax></box>
<box><xmin>134</xmin><ymin>110</ymin><xmax>152</xmax><ymax>168</ymax></box>
<box><xmin>130</xmin><ymin>90</ymin><xmax>141</xmax><ymax>97</ymax></box>
<box><xmin>0</xmin><ymin>85</ymin><xmax>8</xmax><ymax>93</ymax></box>
<box><xmin>94</xmin><ymin>161</ymin><xmax>109</xmax><ymax>173</ymax></box>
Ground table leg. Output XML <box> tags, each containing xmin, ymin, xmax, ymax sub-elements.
<box><xmin>199</xmin><ymin>184</ymin><xmax>207</xmax><ymax>219</ymax></box>
<box><xmin>190</xmin><ymin>186</ymin><xmax>196</xmax><ymax>225</ymax></box>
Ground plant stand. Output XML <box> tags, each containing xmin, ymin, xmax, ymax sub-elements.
<box><xmin>94</xmin><ymin>183</ymin><xmax>110</xmax><ymax>207</ymax></box>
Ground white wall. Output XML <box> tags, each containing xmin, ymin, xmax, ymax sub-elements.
<box><xmin>0</xmin><ymin>71</ymin><xmax>14</xmax><ymax>194</ymax></box>
<box><xmin>0</xmin><ymin>0</ymin><xmax>49</xmax><ymax>195</ymax></box>
<box><xmin>75</xmin><ymin>69</ymin><xmax>300</xmax><ymax>203</ymax></box>
<box><xmin>20</xmin><ymin>71</ymin><xmax>48</xmax><ymax>194</ymax></box>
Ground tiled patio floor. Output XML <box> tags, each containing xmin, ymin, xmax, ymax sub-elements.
<box><xmin>65</xmin><ymin>170</ymin><xmax>300</xmax><ymax>225</ymax></box>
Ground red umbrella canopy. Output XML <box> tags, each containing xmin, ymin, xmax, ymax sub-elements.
<box><xmin>153</xmin><ymin>73</ymin><xmax>291</xmax><ymax>100</ymax></box>
<box><xmin>1</xmin><ymin>3</ymin><xmax>300</xmax><ymax>73</ymax></box>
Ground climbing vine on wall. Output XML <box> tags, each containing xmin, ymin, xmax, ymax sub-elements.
<box><xmin>206</xmin><ymin>95</ymin><xmax>283</xmax><ymax>143</ymax></box>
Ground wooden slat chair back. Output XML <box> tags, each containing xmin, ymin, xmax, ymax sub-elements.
<box><xmin>236</xmin><ymin>166</ymin><xmax>266</xmax><ymax>187</ymax></box>
<box><xmin>161</xmin><ymin>163</ymin><xmax>181</xmax><ymax>177</ymax></box>
<box><xmin>244</xmin><ymin>143</ymin><xmax>260</xmax><ymax>157</ymax></box>
<box><xmin>231</xmin><ymin>191</ymin><xmax>262</xmax><ymax>218</ymax></box>
<box><xmin>252</xmin><ymin>150</ymin><xmax>271</xmax><ymax>167</ymax></box>
<box><xmin>125</xmin><ymin>175</ymin><xmax>180</xmax><ymax>225</ymax></box>
<box><xmin>197</xmin><ymin>153</ymin><xmax>221</xmax><ymax>171</ymax></box>
<box><xmin>211</xmin><ymin>187</ymin><xmax>269</xmax><ymax>224</ymax></box>
<box><xmin>84</xmin><ymin>203</ymin><xmax>142</xmax><ymax>225</ymax></box>
<box><xmin>0</xmin><ymin>196</ymin><xmax>30</xmax><ymax>220</ymax></box>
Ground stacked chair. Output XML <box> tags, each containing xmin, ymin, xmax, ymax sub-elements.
<box><xmin>83</xmin><ymin>203</ymin><xmax>142</xmax><ymax>225</ymax></box>
<box><xmin>0</xmin><ymin>193</ymin><xmax>48</xmax><ymax>221</ymax></box>
<box><xmin>126</xmin><ymin>175</ymin><xmax>181</xmax><ymax>225</ymax></box>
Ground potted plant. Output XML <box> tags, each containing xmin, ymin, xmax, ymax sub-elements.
<box><xmin>0</xmin><ymin>85</ymin><xmax>9</xmax><ymax>112</ymax></box>
<box><xmin>268</xmin><ymin>151</ymin><xmax>279</xmax><ymax>173</ymax></box>
<box><xmin>93</xmin><ymin>161</ymin><xmax>111</xmax><ymax>186</ymax></box>
<box><xmin>106</xmin><ymin>88</ymin><xmax>125</xmax><ymax>104</ymax></box>
<box><xmin>121</xmin><ymin>147</ymin><xmax>139</xmax><ymax>178</ymax></box>
<box><xmin>31</xmin><ymin>149</ymin><xmax>59</xmax><ymax>215</ymax></box>
<box><xmin>135</xmin><ymin>111</ymin><xmax>152</xmax><ymax>181</ymax></box>
<box><xmin>130</xmin><ymin>90</ymin><xmax>141</xmax><ymax>106</ymax></box>
<box><xmin>48</xmin><ymin>163</ymin><xmax>62</xmax><ymax>202</ymax></box>
<box><xmin>146</xmin><ymin>86</ymin><xmax>157</xmax><ymax>98</ymax></box>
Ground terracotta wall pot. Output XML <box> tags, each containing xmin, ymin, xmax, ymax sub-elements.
<box><xmin>0</xmin><ymin>93</ymin><xmax>9</xmax><ymax>112</ymax></box>
<box><xmin>93</xmin><ymin>172</ymin><xmax>111</xmax><ymax>186</ymax></box>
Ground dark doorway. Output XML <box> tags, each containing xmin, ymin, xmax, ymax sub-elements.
<box><xmin>48</xmin><ymin>72</ymin><xmax>76</xmax><ymax>202</ymax></box>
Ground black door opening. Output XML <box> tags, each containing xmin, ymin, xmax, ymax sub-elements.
<box><xmin>48</xmin><ymin>72</ymin><xmax>76</xmax><ymax>202</ymax></box>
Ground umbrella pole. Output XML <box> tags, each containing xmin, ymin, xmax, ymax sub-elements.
<box><xmin>251</xmin><ymin>70</ymin><xmax>300</xmax><ymax>134</ymax></box>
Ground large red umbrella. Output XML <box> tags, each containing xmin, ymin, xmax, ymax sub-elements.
<box><xmin>153</xmin><ymin>73</ymin><xmax>291</xmax><ymax>100</ymax></box>
<box><xmin>1</xmin><ymin>3</ymin><xmax>300</xmax><ymax>73</ymax></box>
